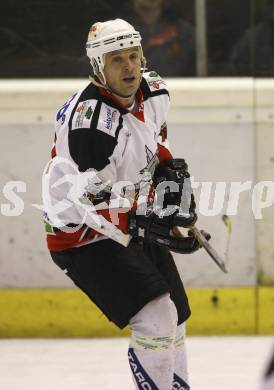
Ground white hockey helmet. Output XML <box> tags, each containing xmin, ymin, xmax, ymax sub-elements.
<box><xmin>86</xmin><ymin>18</ymin><xmax>146</xmax><ymax>86</ymax></box>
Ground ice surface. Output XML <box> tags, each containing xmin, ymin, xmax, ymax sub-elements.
<box><xmin>0</xmin><ymin>336</ymin><xmax>273</xmax><ymax>390</ymax></box>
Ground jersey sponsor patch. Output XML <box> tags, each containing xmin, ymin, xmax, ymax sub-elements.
<box><xmin>97</xmin><ymin>102</ymin><xmax>120</xmax><ymax>137</ymax></box>
<box><xmin>148</xmin><ymin>78</ymin><xmax>166</xmax><ymax>91</ymax></box>
<box><xmin>144</xmin><ymin>70</ymin><xmax>167</xmax><ymax>92</ymax></box>
<box><xmin>71</xmin><ymin>100</ymin><xmax>97</xmax><ymax>130</ymax></box>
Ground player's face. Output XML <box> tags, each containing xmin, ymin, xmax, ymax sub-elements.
<box><xmin>103</xmin><ymin>47</ymin><xmax>142</xmax><ymax>101</ymax></box>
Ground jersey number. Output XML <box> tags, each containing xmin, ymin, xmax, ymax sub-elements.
<box><xmin>56</xmin><ymin>93</ymin><xmax>77</xmax><ymax>121</ymax></box>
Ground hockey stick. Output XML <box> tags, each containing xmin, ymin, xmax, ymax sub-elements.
<box><xmin>189</xmin><ymin>214</ymin><xmax>232</xmax><ymax>274</ymax></box>
<box><xmin>222</xmin><ymin>214</ymin><xmax>232</xmax><ymax>265</ymax></box>
<box><xmin>190</xmin><ymin>226</ymin><xmax>228</xmax><ymax>273</ymax></box>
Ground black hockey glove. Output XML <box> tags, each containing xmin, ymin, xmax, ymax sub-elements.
<box><xmin>129</xmin><ymin>208</ymin><xmax>206</xmax><ymax>254</ymax></box>
<box><xmin>128</xmin><ymin>158</ymin><xmax>205</xmax><ymax>253</ymax></box>
<box><xmin>153</xmin><ymin>158</ymin><xmax>190</xmax><ymax>207</ymax></box>
<box><xmin>153</xmin><ymin>158</ymin><xmax>197</xmax><ymax>225</ymax></box>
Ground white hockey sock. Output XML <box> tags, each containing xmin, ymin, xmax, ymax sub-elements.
<box><xmin>172</xmin><ymin>323</ymin><xmax>190</xmax><ymax>390</ymax></box>
<box><xmin>128</xmin><ymin>293</ymin><xmax>178</xmax><ymax>390</ymax></box>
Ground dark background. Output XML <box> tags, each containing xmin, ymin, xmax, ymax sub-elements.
<box><xmin>1</xmin><ymin>0</ymin><xmax>273</xmax><ymax>78</ymax></box>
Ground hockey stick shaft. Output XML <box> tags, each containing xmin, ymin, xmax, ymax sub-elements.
<box><xmin>190</xmin><ymin>226</ymin><xmax>228</xmax><ymax>273</ymax></box>
<box><xmin>222</xmin><ymin>214</ymin><xmax>232</xmax><ymax>263</ymax></box>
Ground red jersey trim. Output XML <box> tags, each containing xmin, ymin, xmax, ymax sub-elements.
<box><xmin>157</xmin><ymin>143</ymin><xmax>173</xmax><ymax>162</ymax></box>
<box><xmin>47</xmin><ymin>208</ymin><xmax>129</xmax><ymax>252</ymax></box>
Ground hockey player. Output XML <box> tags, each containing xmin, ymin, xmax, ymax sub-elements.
<box><xmin>43</xmin><ymin>18</ymin><xmax>205</xmax><ymax>389</ymax></box>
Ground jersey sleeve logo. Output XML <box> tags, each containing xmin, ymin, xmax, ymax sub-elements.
<box><xmin>71</xmin><ymin>100</ymin><xmax>97</xmax><ymax>130</ymax></box>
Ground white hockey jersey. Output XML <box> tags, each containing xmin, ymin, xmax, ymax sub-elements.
<box><xmin>43</xmin><ymin>71</ymin><xmax>172</xmax><ymax>251</ymax></box>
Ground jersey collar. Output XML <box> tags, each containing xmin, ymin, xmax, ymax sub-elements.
<box><xmin>99</xmin><ymin>87</ymin><xmax>145</xmax><ymax>122</ymax></box>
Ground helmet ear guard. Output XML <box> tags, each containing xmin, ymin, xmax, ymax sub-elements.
<box><xmin>91</xmin><ymin>58</ymin><xmax>100</xmax><ymax>74</ymax></box>
<box><xmin>90</xmin><ymin>57</ymin><xmax>106</xmax><ymax>85</ymax></box>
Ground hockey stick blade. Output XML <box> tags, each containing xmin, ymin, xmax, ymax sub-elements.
<box><xmin>190</xmin><ymin>226</ymin><xmax>228</xmax><ymax>274</ymax></box>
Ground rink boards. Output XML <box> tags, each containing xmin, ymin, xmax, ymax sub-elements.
<box><xmin>0</xmin><ymin>287</ymin><xmax>273</xmax><ymax>337</ymax></box>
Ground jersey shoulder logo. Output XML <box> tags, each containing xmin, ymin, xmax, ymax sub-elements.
<box><xmin>71</xmin><ymin>99</ymin><xmax>97</xmax><ymax>130</ymax></box>
<box><xmin>144</xmin><ymin>70</ymin><xmax>167</xmax><ymax>92</ymax></box>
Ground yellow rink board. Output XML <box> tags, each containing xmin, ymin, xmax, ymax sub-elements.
<box><xmin>0</xmin><ymin>287</ymin><xmax>273</xmax><ymax>338</ymax></box>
